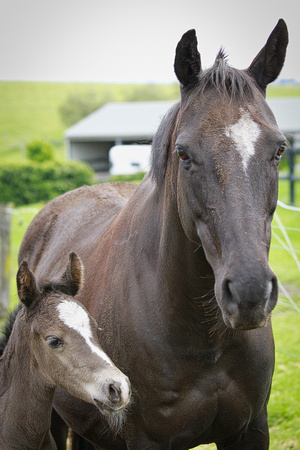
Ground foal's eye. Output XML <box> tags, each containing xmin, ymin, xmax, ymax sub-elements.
<box><xmin>275</xmin><ymin>143</ymin><xmax>286</xmax><ymax>161</ymax></box>
<box><xmin>46</xmin><ymin>336</ymin><xmax>63</xmax><ymax>349</ymax></box>
<box><xmin>176</xmin><ymin>147</ymin><xmax>190</xmax><ymax>162</ymax></box>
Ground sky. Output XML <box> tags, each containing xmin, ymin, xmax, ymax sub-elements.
<box><xmin>0</xmin><ymin>0</ymin><xmax>299</xmax><ymax>84</ymax></box>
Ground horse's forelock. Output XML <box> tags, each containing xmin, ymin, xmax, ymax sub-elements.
<box><xmin>199</xmin><ymin>51</ymin><xmax>255</xmax><ymax>99</ymax></box>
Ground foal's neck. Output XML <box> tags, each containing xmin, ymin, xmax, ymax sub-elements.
<box><xmin>0</xmin><ymin>312</ymin><xmax>56</xmax><ymax>449</ymax></box>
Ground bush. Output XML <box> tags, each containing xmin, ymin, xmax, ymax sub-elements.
<box><xmin>0</xmin><ymin>160</ymin><xmax>96</xmax><ymax>206</ymax></box>
<box><xmin>26</xmin><ymin>140</ymin><xmax>55</xmax><ymax>163</ymax></box>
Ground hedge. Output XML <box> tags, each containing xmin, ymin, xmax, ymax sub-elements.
<box><xmin>0</xmin><ymin>160</ymin><xmax>96</xmax><ymax>206</ymax></box>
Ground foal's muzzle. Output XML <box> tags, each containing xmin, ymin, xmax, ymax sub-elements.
<box><xmin>93</xmin><ymin>376</ymin><xmax>131</xmax><ymax>414</ymax></box>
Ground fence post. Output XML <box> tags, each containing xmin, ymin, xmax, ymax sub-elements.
<box><xmin>287</xmin><ymin>137</ymin><xmax>295</xmax><ymax>205</ymax></box>
<box><xmin>0</xmin><ymin>203</ymin><xmax>12</xmax><ymax>317</ymax></box>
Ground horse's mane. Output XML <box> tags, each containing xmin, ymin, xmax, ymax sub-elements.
<box><xmin>150</xmin><ymin>101</ymin><xmax>180</xmax><ymax>185</ymax></box>
<box><xmin>150</xmin><ymin>51</ymin><xmax>256</xmax><ymax>185</ymax></box>
<box><xmin>0</xmin><ymin>305</ymin><xmax>22</xmax><ymax>356</ymax></box>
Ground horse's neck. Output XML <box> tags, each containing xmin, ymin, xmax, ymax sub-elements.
<box><xmin>0</xmin><ymin>315</ymin><xmax>55</xmax><ymax>448</ymax></box>
<box><xmin>118</xmin><ymin>178</ymin><xmax>219</xmax><ymax>337</ymax></box>
<box><xmin>135</xmin><ymin>176</ymin><xmax>214</xmax><ymax>289</ymax></box>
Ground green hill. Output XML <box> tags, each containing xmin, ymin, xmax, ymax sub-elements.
<box><xmin>0</xmin><ymin>81</ymin><xmax>180</xmax><ymax>161</ymax></box>
<box><xmin>1</xmin><ymin>82</ymin><xmax>67</xmax><ymax>159</ymax></box>
<box><xmin>0</xmin><ymin>80</ymin><xmax>299</xmax><ymax>162</ymax></box>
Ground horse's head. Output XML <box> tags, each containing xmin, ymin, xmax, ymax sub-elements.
<box><xmin>16</xmin><ymin>253</ymin><xmax>131</xmax><ymax>418</ymax></box>
<box><xmin>169</xmin><ymin>20</ymin><xmax>288</xmax><ymax>330</ymax></box>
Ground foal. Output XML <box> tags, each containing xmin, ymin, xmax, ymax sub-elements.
<box><xmin>0</xmin><ymin>253</ymin><xmax>130</xmax><ymax>449</ymax></box>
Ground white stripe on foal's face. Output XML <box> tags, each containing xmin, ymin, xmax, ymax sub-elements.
<box><xmin>225</xmin><ymin>111</ymin><xmax>261</xmax><ymax>171</ymax></box>
<box><xmin>56</xmin><ymin>300</ymin><xmax>113</xmax><ymax>366</ymax></box>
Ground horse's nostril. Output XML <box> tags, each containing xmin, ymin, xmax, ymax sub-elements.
<box><xmin>224</xmin><ymin>279</ymin><xmax>232</xmax><ymax>298</ymax></box>
<box><xmin>266</xmin><ymin>275</ymin><xmax>278</xmax><ymax>312</ymax></box>
<box><xmin>108</xmin><ymin>383</ymin><xmax>121</xmax><ymax>404</ymax></box>
<box><xmin>222</xmin><ymin>278</ymin><xmax>238</xmax><ymax>315</ymax></box>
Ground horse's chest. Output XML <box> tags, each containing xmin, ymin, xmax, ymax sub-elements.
<box><xmin>139</xmin><ymin>360</ymin><xmax>269</xmax><ymax>445</ymax></box>
<box><xmin>159</xmin><ymin>373</ymin><xmax>248</xmax><ymax>422</ymax></box>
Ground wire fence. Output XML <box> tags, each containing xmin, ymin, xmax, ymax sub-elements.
<box><xmin>272</xmin><ymin>200</ymin><xmax>300</xmax><ymax>315</ymax></box>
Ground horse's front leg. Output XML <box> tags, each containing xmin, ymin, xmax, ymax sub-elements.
<box><xmin>217</xmin><ymin>407</ymin><xmax>269</xmax><ymax>450</ymax></box>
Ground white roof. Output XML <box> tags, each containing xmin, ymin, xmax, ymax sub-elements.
<box><xmin>65</xmin><ymin>101</ymin><xmax>175</xmax><ymax>141</ymax></box>
<box><xmin>65</xmin><ymin>98</ymin><xmax>300</xmax><ymax>141</ymax></box>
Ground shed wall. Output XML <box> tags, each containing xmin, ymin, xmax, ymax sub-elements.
<box><xmin>69</xmin><ymin>141</ymin><xmax>113</xmax><ymax>172</ymax></box>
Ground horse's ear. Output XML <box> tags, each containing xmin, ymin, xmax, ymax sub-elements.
<box><xmin>246</xmin><ymin>19</ymin><xmax>288</xmax><ymax>95</ymax></box>
<box><xmin>17</xmin><ymin>261</ymin><xmax>38</xmax><ymax>308</ymax></box>
<box><xmin>57</xmin><ymin>252</ymin><xmax>84</xmax><ymax>296</ymax></box>
<box><xmin>174</xmin><ymin>29</ymin><xmax>202</xmax><ymax>88</ymax></box>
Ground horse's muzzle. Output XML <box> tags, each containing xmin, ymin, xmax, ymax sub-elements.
<box><xmin>217</xmin><ymin>268</ymin><xmax>278</xmax><ymax>330</ymax></box>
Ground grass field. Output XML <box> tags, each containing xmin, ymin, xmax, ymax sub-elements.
<box><xmin>0</xmin><ymin>80</ymin><xmax>180</xmax><ymax>161</ymax></box>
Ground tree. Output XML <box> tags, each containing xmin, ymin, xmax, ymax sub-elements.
<box><xmin>26</xmin><ymin>140</ymin><xmax>54</xmax><ymax>163</ymax></box>
<box><xmin>59</xmin><ymin>88</ymin><xmax>115</xmax><ymax>127</ymax></box>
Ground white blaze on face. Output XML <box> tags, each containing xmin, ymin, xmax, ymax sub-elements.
<box><xmin>57</xmin><ymin>300</ymin><xmax>113</xmax><ymax>366</ymax></box>
<box><xmin>225</xmin><ymin>111</ymin><xmax>261</xmax><ymax>171</ymax></box>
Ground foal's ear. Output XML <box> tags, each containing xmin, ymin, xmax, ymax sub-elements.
<box><xmin>17</xmin><ymin>261</ymin><xmax>38</xmax><ymax>308</ymax></box>
<box><xmin>57</xmin><ymin>252</ymin><xmax>84</xmax><ymax>296</ymax></box>
<box><xmin>174</xmin><ymin>29</ymin><xmax>202</xmax><ymax>89</ymax></box>
<box><xmin>246</xmin><ymin>19</ymin><xmax>288</xmax><ymax>95</ymax></box>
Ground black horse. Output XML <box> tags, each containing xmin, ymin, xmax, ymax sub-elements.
<box><xmin>19</xmin><ymin>19</ymin><xmax>288</xmax><ymax>449</ymax></box>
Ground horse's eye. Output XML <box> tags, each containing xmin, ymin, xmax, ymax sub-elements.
<box><xmin>176</xmin><ymin>148</ymin><xmax>190</xmax><ymax>162</ymax></box>
<box><xmin>46</xmin><ymin>336</ymin><xmax>63</xmax><ymax>348</ymax></box>
<box><xmin>275</xmin><ymin>143</ymin><xmax>286</xmax><ymax>161</ymax></box>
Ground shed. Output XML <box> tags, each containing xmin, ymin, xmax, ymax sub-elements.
<box><xmin>65</xmin><ymin>98</ymin><xmax>300</xmax><ymax>176</ymax></box>
<box><xmin>267</xmin><ymin>97</ymin><xmax>300</xmax><ymax>142</ymax></box>
<box><xmin>65</xmin><ymin>101</ymin><xmax>174</xmax><ymax>176</ymax></box>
